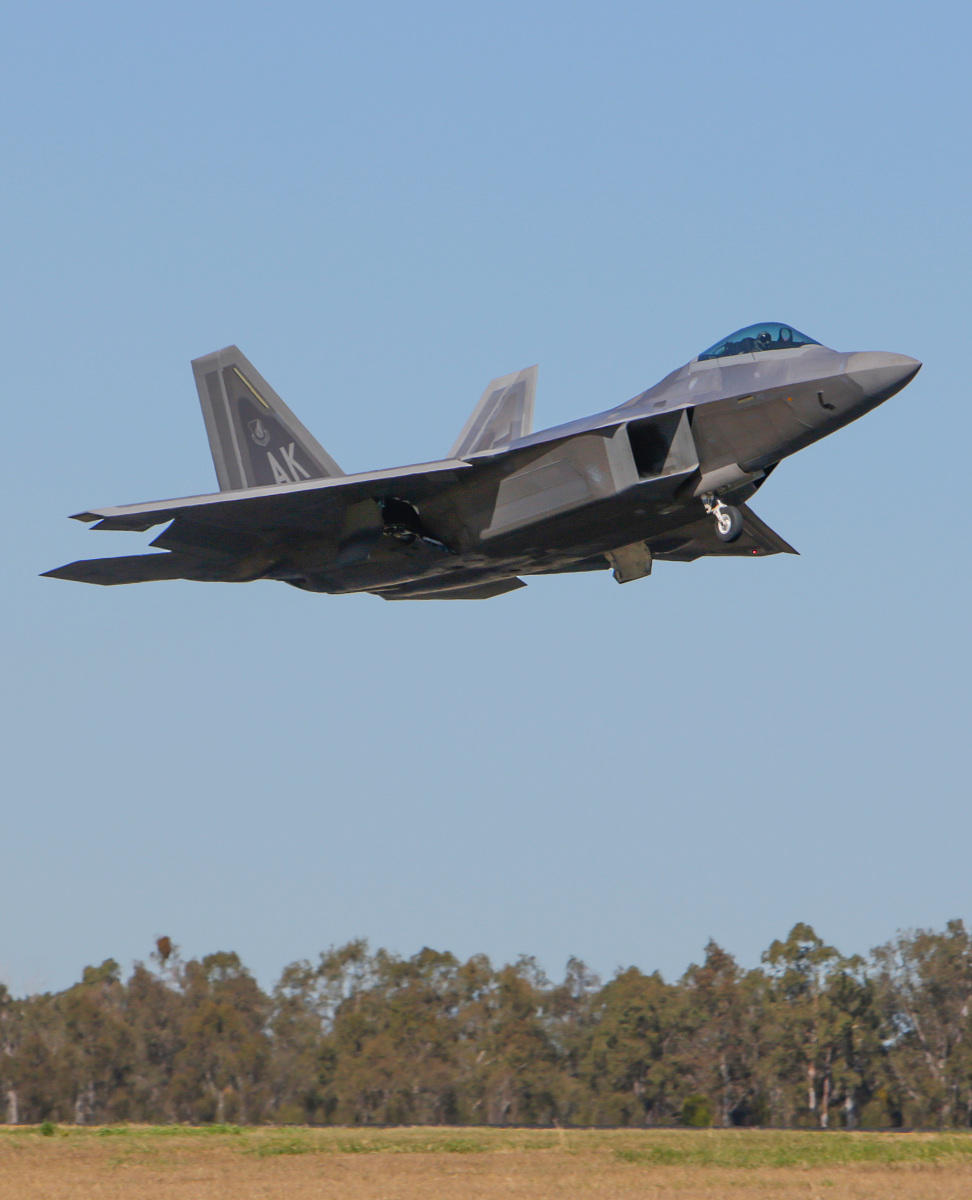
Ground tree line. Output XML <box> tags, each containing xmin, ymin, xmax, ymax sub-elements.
<box><xmin>3</xmin><ymin>921</ymin><xmax>972</xmax><ymax>1129</ymax></box>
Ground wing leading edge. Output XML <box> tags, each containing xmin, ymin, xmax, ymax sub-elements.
<box><xmin>70</xmin><ymin>459</ymin><xmax>472</xmax><ymax>534</ymax></box>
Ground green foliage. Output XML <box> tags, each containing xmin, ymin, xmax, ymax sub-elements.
<box><xmin>610</xmin><ymin>1130</ymin><xmax>972</xmax><ymax>1168</ymax></box>
<box><xmin>250</xmin><ymin>1136</ymin><xmax>314</xmax><ymax>1156</ymax></box>
<box><xmin>615</xmin><ymin>1144</ymin><xmax>683</xmax><ymax>1164</ymax></box>
<box><xmin>39</xmin><ymin>1121</ymin><xmax>56</xmax><ymax>1136</ymax></box>
<box><xmin>680</xmin><ymin>1094</ymin><xmax>713</xmax><ymax>1126</ymax></box>
<box><xmin>15</xmin><ymin>1124</ymin><xmax>972</xmax><ymax>1167</ymax></box>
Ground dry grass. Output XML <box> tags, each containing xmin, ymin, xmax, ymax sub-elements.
<box><xmin>4</xmin><ymin>1125</ymin><xmax>972</xmax><ymax>1199</ymax></box>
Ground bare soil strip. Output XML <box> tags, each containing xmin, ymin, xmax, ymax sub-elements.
<box><xmin>4</xmin><ymin>1126</ymin><xmax>972</xmax><ymax>1200</ymax></box>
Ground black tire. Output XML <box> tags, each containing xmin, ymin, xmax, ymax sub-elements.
<box><xmin>715</xmin><ymin>504</ymin><xmax>744</xmax><ymax>543</ymax></box>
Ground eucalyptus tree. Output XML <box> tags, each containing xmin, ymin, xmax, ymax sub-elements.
<box><xmin>579</xmin><ymin>967</ymin><xmax>681</xmax><ymax>1126</ymax></box>
<box><xmin>762</xmin><ymin>924</ymin><xmax>881</xmax><ymax>1128</ymax></box>
<box><xmin>170</xmin><ymin>952</ymin><xmax>271</xmax><ymax>1123</ymax></box>
<box><xmin>872</xmin><ymin>920</ymin><xmax>972</xmax><ymax>1127</ymax></box>
<box><xmin>677</xmin><ymin>941</ymin><xmax>770</xmax><ymax>1126</ymax></box>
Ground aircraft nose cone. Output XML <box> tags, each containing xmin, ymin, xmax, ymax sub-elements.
<box><xmin>846</xmin><ymin>351</ymin><xmax>922</xmax><ymax>402</ymax></box>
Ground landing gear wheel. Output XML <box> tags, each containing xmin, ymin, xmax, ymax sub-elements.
<box><xmin>715</xmin><ymin>504</ymin><xmax>743</xmax><ymax>543</ymax></box>
<box><xmin>701</xmin><ymin>493</ymin><xmax>745</xmax><ymax>543</ymax></box>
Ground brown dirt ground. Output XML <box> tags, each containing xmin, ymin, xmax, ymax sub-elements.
<box><xmin>4</xmin><ymin>1129</ymin><xmax>972</xmax><ymax>1200</ymax></box>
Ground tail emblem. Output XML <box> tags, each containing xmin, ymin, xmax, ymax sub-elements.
<box><xmin>248</xmin><ymin>418</ymin><xmax>271</xmax><ymax>447</ymax></box>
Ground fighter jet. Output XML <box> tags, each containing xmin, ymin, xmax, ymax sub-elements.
<box><xmin>44</xmin><ymin>323</ymin><xmax>920</xmax><ymax>600</ymax></box>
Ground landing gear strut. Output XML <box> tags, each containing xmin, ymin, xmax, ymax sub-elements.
<box><xmin>701</xmin><ymin>493</ymin><xmax>744</xmax><ymax>543</ymax></box>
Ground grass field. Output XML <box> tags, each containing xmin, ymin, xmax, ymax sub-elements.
<box><xmin>4</xmin><ymin>1125</ymin><xmax>972</xmax><ymax>1198</ymax></box>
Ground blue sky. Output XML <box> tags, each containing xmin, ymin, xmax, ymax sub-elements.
<box><xmin>3</xmin><ymin>0</ymin><xmax>970</xmax><ymax>995</ymax></box>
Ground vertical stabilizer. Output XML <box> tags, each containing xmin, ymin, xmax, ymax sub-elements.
<box><xmin>449</xmin><ymin>365</ymin><xmax>537</xmax><ymax>459</ymax></box>
<box><xmin>192</xmin><ymin>346</ymin><xmax>343</xmax><ymax>491</ymax></box>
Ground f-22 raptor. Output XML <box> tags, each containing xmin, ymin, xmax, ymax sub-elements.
<box><xmin>45</xmin><ymin>323</ymin><xmax>920</xmax><ymax>600</ymax></box>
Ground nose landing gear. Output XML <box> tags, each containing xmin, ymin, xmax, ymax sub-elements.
<box><xmin>701</xmin><ymin>493</ymin><xmax>744</xmax><ymax>543</ymax></box>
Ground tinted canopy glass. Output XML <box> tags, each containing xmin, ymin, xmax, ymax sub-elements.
<box><xmin>698</xmin><ymin>322</ymin><xmax>819</xmax><ymax>361</ymax></box>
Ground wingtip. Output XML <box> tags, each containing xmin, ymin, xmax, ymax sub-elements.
<box><xmin>40</xmin><ymin>564</ymin><xmax>79</xmax><ymax>582</ymax></box>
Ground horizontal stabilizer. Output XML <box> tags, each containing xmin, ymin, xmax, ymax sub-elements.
<box><xmin>42</xmin><ymin>553</ymin><xmax>202</xmax><ymax>586</ymax></box>
<box><xmin>192</xmin><ymin>346</ymin><xmax>343</xmax><ymax>491</ymax></box>
<box><xmin>450</xmin><ymin>366</ymin><xmax>536</xmax><ymax>459</ymax></box>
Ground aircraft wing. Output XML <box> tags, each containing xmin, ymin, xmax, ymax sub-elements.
<box><xmin>70</xmin><ymin>459</ymin><xmax>472</xmax><ymax>534</ymax></box>
<box><xmin>647</xmin><ymin>503</ymin><xmax>798</xmax><ymax>561</ymax></box>
<box><xmin>537</xmin><ymin>504</ymin><xmax>797</xmax><ymax>579</ymax></box>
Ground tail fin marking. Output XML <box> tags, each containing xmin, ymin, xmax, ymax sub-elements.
<box><xmin>192</xmin><ymin>346</ymin><xmax>343</xmax><ymax>491</ymax></box>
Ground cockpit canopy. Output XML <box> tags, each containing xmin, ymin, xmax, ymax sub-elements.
<box><xmin>698</xmin><ymin>322</ymin><xmax>819</xmax><ymax>362</ymax></box>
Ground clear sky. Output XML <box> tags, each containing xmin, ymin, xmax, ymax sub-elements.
<box><xmin>3</xmin><ymin>0</ymin><xmax>970</xmax><ymax>996</ymax></box>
